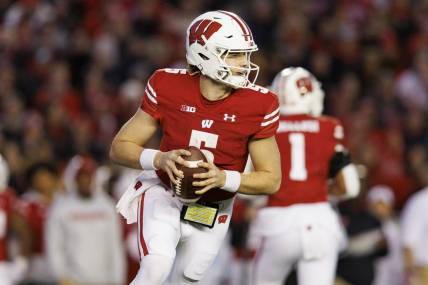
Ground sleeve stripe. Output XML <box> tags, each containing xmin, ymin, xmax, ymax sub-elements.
<box><xmin>261</xmin><ymin>115</ymin><xmax>279</xmax><ymax>127</ymax></box>
<box><xmin>147</xmin><ymin>82</ymin><xmax>157</xmax><ymax>98</ymax></box>
<box><xmin>145</xmin><ymin>90</ymin><xmax>158</xmax><ymax>104</ymax></box>
<box><xmin>264</xmin><ymin>107</ymin><xmax>279</xmax><ymax>119</ymax></box>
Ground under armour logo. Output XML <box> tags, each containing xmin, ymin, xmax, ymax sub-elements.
<box><xmin>218</xmin><ymin>215</ymin><xmax>228</xmax><ymax>224</ymax></box>
<box><xmin>202</xmin><ymin>120</ymin><xmax>214</xmax><ymax>128</ymax></box>
<box><xmin>223</xmin><ymin>114</ymin><xmax>236</xmax><ymax>122</ymax></box>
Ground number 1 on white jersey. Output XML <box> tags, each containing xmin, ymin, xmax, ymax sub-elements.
<box><xmin>289</xmin><ymin>133</ymin><xmax>307</xmax><ymax>181</ymax></box>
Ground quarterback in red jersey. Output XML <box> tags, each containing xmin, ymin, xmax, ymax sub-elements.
<box><xmin>250</xmin><ymin>67</ymin><xmax>360</xmax><ymax>285</ymax></box>
<box><xmin>110</xmin><ymin>10</ymin><xmax>281</xmax><ymax>285</ymax></box>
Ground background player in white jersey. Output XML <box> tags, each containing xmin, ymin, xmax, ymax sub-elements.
<box><xmin>46</xmin><ymin>155</ymin><xmax>126</xmax><ymax>285</ymax></box>
<box><xmin>400</xmin><ymin>165</ymin><xmax>428</xmax><ymax>285</ymax></box>
<box><xmin>110</xmin><ymin>10</ymin><xmax>281</xmax><ymax>285</ymax></box>
<box><xmin>250</xmin><ymin>67</ymin><xmax>360</xmax><ymax>285</ymax></box>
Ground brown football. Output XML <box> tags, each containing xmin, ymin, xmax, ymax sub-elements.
<box><xmin>172</xmin><ymin>146</ymin><xmax>208</xmax><ymax>204</ymax></box>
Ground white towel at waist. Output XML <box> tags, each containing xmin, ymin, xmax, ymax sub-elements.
<box><xmin>116</xmin><ymin>170</ymin><xmax>162</xmax><ymax>224</ymax></box>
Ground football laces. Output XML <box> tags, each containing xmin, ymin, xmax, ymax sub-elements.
<box><xmin>175</xmin><ymin>177</ymin><xmax>182</xmax><ymax>195</ymax></box>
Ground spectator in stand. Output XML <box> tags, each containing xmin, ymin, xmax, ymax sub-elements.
<box><xmin>45</xmin><ymin>155</ymin><xmax>126</xmax><ymax>285</ymax></box>
<box><xmin>395</xmin><ymin>50</ymin><xmax>428</xmax><ymax>111</ymax></box>
<box><xmin>17</xmin><ymin>162</ymin><xmax>61</xmax><ymax>285</ymax></box>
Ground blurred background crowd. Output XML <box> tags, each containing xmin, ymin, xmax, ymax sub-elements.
<box><xmin>0</xmin><ymin>0</ymin><xmax>427</xmax><ymax>284</ymax></box>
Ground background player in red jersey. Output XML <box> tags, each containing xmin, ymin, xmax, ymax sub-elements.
<box><xmin>110</xmin><ymin>10</ymin><xmax>281</xmax><ymax>285</ymax></box>
<box><xmin>17</xmin><ymin>162</ymin><xmax>60</xmax><ymax>284</ymax></box>
<box><xmin>0</xmin><ymin>155</ymin><xmax>31</xmax><ymax>285</ymax></box>
<box><xmin>250</xmin><ymin>67</ymin><xmax>361</xmax><ymax>285</ymax></box>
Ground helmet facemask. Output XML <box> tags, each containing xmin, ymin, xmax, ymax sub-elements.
<box><xmin>209</xmin><ymin>46</ymin><xmax>259</xmax><ymax>88</ymax></box>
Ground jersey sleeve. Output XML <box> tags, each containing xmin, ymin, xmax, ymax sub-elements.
<box><xmin>253</xmin><ymin>94</ymin><xmax>280</xmax><ymax>139</ymax></box>
<box><xmin>327</xmin><ymin>118</ymin><xmax>350</xmax><ymax>177</ymax></box>
<box><xmin>140</xmin><ymin>71</ymin><xmax>161</xmax><ymax>120</ymax></box>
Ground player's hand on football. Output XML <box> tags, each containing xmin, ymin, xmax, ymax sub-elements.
<box><xmin>154</xmin><ymin>149</ymin><xmax>191</xmax><ymax>185</ymax></box>
<box><xmin>193</xmin><ymin>162</ymin><xmax>226</xmax><ymax>195</ymax></box>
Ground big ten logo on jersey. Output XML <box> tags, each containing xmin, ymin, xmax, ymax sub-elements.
<box><xmin>181</xmin><ymin>105</ymin><xmax>196</xmax><ymax>113</ymax></box>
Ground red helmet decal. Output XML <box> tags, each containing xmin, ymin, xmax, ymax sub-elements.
<box><xmin>296</xmin><ymin>77</ymin><xmax>313</xmax><ymax>96</ymax></box>
<box><xmin>189</xmin><ymin>19</ymin><xmax>222</xmax><ymax>45</ymax></box>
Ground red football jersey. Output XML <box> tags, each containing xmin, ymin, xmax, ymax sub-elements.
<box><xmin>141</xmin><ymin>69</ymin><xmax>279</xmax><ymax>202</ymax></box>
<box><xmin>0</xmin><ymin>189</ymin><xmax>16</xmax><ymax>261</ymax></box>
<box><xmin>15</xmin><ymin>191</ymin><xmax>49</xmax><ymax>254</ymax></box>
<box><xmin>267</xmin><ymin>114</ymin><xmax>345</xmax><ymax>207</ymax></box>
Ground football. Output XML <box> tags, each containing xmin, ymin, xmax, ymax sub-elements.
<box><xmin>172</xmin><ymin>146</ymin><xmax>208</xmax><ymax>204</ymax></box>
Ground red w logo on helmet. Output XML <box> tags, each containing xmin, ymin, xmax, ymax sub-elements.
<box><xmin>296</xmin><ymin>77</ymin><xmax>313</xmax><ymax>96</ymax></box>
<box><xmin>189</xmin><ymin>19</ymin><xmax>222</xmax><ymax>45</ymax></box>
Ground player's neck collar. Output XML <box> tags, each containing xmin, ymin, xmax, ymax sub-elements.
<box><xmin>200</xmin><ymin>76</ymin><xmax>233</xmax><ymax>102</ymax></box>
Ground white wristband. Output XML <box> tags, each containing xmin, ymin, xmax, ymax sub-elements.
<box><xmin>221</xmin><ymin>170</ymin><xmax>241</xmax><ymax>193</ymax></box>
<box><xmin>139</xmin><ymin>149</ymin><xmax>160</xmax><ymax>170</ymax></box>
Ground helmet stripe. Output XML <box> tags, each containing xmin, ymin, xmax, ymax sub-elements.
<box><xmin>218</xmin><ymin>10</ymin><xmax>252</xmax><ymax>41</ymax></box>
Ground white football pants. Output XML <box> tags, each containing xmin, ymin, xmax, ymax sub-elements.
<box><xmin>250</xmin><ymin>203</ymin><xmax>345</xmax><ymax>285</ymax></box>
<box><xmin>130</xmin><ymin>187</ymin><xmax>233</xmax><ymax>285</ymax></box>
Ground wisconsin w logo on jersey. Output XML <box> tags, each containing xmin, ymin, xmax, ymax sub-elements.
<box><xmin>201</xmin><ymin>119</ymin><xmax>214</xmax><ymax>128</ymax></box>
<box><xmin>189</xmin><ymin>19</ymin><xmax>222</xmax><ymax>45</ymax></box>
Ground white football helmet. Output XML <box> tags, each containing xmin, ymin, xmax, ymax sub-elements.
<box><xmin>186</xmin><ymin>10</ymin><xmax>259</xmax><ymax>88</ymax></box>
<box><xmin>271</xmin><ymin>67</ymin><xmax>325</xmax><ymax>116</ymax></box>
<box><xmin>0</xmin><ymin>154</ymin><xmax>10</xmax><ymax>191</ymax></box>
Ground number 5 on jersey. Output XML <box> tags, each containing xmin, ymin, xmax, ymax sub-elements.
<box><xmin>189</xmin><ymin>130</ymin><xmax>218</xmax><ymax>163</ymax></box>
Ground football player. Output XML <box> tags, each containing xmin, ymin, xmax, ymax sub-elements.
<box><xmin>250</xmin><ymin>67</ymin><xmax>360</xmax><ymax>285</ymax></box>
<box><xmin>16</xmin><ymin>162</ymin><xmax>60</xmax><ymax>284</ymax></box>
<box><xmin>110</xmin><ymin>10</ymin><xmax>281</xmax><ymax>285</ymax></box>
<box><xmin>0</xmin><ymin>155</ymin><xmax>30</xmax><ymax>285</ymax></box>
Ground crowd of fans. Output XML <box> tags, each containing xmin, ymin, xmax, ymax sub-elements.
<box><xmin>0</xmin><ymin>0</ymin><xmax>427</xmax><ymax>284</ymax></box>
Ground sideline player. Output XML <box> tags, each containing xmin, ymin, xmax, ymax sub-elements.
<box><xmin>0</xmin><ymin>155</ymin><xmax>30</xmax><ymax>285</ymax></box>
<box><xmin>110</xmin><ymin>11</ymin><xmax>281</xmax><ymax>285</ymax></box>
<box><xmin>250</xmin><ymin>67</ymin><xmax>360</xmax><ymax>285</ymax></box>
